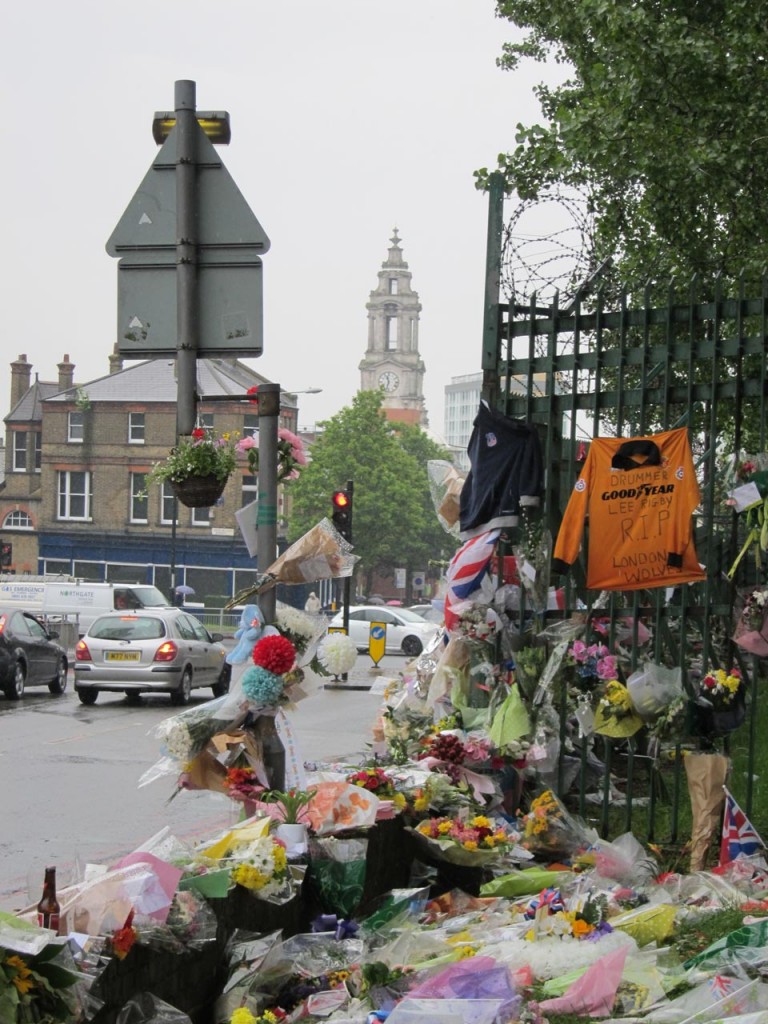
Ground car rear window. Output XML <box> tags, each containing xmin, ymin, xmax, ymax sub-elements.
<box><xmin>90</xmin><ymin>616</ymin><xmax>166</xmax><ymax>641</ymax></box>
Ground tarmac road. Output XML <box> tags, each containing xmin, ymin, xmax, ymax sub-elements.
<box><xmin>0</xmin><ymin>649</ymin><xmax>404</xmax><ymax>912</ymax></box>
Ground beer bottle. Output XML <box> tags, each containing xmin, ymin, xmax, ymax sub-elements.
<box><xmin>37</xmin><ymin>866</ymin><xmax>60</xmax><ymax>932</ymax></box>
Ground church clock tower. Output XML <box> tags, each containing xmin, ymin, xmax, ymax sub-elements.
<box><xmin>359</xmin><ymin>229</ymin><xmax>427</xmax><ymax>426</ymax></box>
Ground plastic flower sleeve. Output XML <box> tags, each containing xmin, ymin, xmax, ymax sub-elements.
<box><xmin>427</xmin><ymin>459</ymin><xmax>466</xmax><ymax>537</ymax></box>
<box><xmin>307</xmin><ymin>836</ymin><xmax>368</xmax><ymax>918</ymax></box>
<box><xmin>115</xmin><ymin>992</ymin><xmax>193</xmax><ymax>1024</ymax></box>
<box><xmin>626</xmin><ymin>661</ymin><xmax>684</xmax><ymax>718</ymax></box>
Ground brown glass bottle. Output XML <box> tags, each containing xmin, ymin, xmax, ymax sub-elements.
<box><xmin>37</xmin><ymin>866</ymin><xmax>60</xmax><ymax>932</ymax></box>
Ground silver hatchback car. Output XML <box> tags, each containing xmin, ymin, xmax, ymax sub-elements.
<box><xmin>74</xmin><ymin>608</ymin><xmax>231</xmax><ymax>706</ymax></box>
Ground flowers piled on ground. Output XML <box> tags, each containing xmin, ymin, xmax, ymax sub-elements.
<box><xmin>237</xmin><ymin>428</ymin><xmax>307</xmax><ymax>482</ymax></box>
<box><xmin>523</xmin><ymin>893</ymin><xmax>612</xmax><ymax>942</ymax></box>
<box><xmin>147</xmin><ymin>428</ymin><xmax>239</xmax><ymax>486</ymax></box>
<box><xmin>380</xmin><ymin>704</ymin><xmax>434</xmax><ymax>763</ymax></box>
<box><xmin>521</xmin><ymin>788</ymin><xmax>591</xmax><ymax>858</ymax></box>
<box><xmin>418</xmin><ymin>732</ymin><xmax>467</xmax><ymax>783</ymax></box>
<box><xmin>229</xmin><ymin>834</ymin><xmax>289</xmax><ymax>899</ymax></box>
<box><xmin>698</xmin><ymin>666</ymin><xmax>742</xmax><ymax>711</ymax></box>
<box><xmin>316</xmin><ymin>631</ymin><xmax>357</xmax><ymax>677</ymax></box>
<box><xmin>242</xmin><ymin>634</ymin><xmax>297</xmax><ymax>707</ymax></box>
<box><xmin>416</xmin><ymin>813</ymin><xmax>511</xmax><ymax>852</ymax></box>
<box><xmin>400</xmin><ymin>772</ymin><xmax>475</xmax><ymax>823</ymax></box>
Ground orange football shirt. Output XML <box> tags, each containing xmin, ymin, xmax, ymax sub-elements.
<box><xmin>552</xmin><ymin>427</ymin><xmax>706</xmax><ymax>591</ymax></box>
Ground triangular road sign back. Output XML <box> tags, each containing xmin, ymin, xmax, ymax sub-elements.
<box><xmin>106</xmin><ymin>121</ymin><xmax>270</xmax><ymax>256</ymax></box>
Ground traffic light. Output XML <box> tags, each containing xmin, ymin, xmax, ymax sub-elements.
<box><xmin>0</xmin><ymin>543</ymin><xmax>11</xmax><ymax>567</ymax></box>
<box><xmin>331</xmin><ymin>489</ymin><xmax>352</xmax><ymax>541</ymax></box>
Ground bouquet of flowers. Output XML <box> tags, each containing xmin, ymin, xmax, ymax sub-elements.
<box><xmin>224</xmin><ymin>766</ymin><xmax>265</xmax><ymax>803</ymax></box>
<box><xmin>521</xmin><ymin>789</ymin><xmax>593</xmax><ymax>860</ymax></box>
<box><xmin>524</xmin><ymin>894</ymin><xmax>612</xmax><ymax>943</ymax></box>
<box><xmin>566</xmin><ymin>640</ymin><xmax>618</xmax><ymax>692</ymax></box>
<box><xmin>346</xmin><ymin>766</ymin><xmax>398</xmax><ymax>798</ymax></box>
<box><xmin>230</xmin><ymin>1010</ymin><xmax>286</xmax><ymax>1024</ymax></box>
<box><xmin>153</xmin><ymin>696</ymin><xmax>234</xmax><ymax>764</ymax></box>
<box><xmin>593</xmin><ymin>679</ymin><xmax>644</xmax><ymax>738</ymax></box>
<box><xmin>229</xmin><ymin>834</ymin><xmax>290</xmax><ymax>900</ymax></box>
<box><xmin>275</xmin><ymin>605</ymin><xmax>325</xmax><ymax>658</ymax></box>
<box><xmin>380</xmin><ymin>704</ymin><xmax>434</xmax><ymax>763</ymax></box>
<box><xmin>316</xmin><ymin>632</ymin><xmax>357</xmax><ymax>677</ymax></box>
<box><xmin>418</xmin><ymin>732</ymin><xmax>467</xmax><ymax>784</ymax></box>
<box><xmin>698</xmin><ymin>667</ymin><xmax>742</xmax><ymax>711</ymax></box>
<box><xmin>740</xmin><ymin>588</ymin><xmax>768</xmax><ymax>632</ymax></box>
<box><xmin>1</xmin><ymin>943</ymin><xmax>85</xmax><ymax>1022</ymax></box>
<box><xmin>400</xmin><ymin>772</ymin><xmax>475</xmax><ymax>823</ymax></box>
<box><xmin>413</xmin><ymin>813</ymin><xmax>514</xmax><ymax>865</ymax></box>
<box><xmin>241</xmin><ymin>635</ymin><xmax>297</xmax><ymax>708</ymax></box>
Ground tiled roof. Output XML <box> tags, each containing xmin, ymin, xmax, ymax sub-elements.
<box><xmin>6</xmin><ymin>381</ymin><xmax>64</xmax><ymax>423</ymax></box>
<box><xmin>44</xmin><ymin>358</ymin><xmax>270</xmax><ymax>404</ymax></box>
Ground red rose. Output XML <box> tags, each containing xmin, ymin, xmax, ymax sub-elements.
<box><xmin>252</xmin><ymin>634</ymin><xmax>296</xmax><ymax>674</ymax></box>
<box><xmin>191</xmin><ymin>427</ymin><xmax>206</xmax><ymax>439</ymax></box>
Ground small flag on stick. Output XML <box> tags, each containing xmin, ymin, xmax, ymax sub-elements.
<box><xmin>720</xmin><ymin>787</ymin><xmax>766</xmax><ymax>866</ymax></box>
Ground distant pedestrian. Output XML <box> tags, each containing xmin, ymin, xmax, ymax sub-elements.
<box><xmin>304</xmin><ymin>591</ymin><xmax>321</xmax><ymax>614</ymax></box>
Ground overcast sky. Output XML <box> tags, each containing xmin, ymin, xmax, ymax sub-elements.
<box><xmin>2</xmin><ymin>1</ymin><xmax>558</xmax><ymax>436</ymax></box>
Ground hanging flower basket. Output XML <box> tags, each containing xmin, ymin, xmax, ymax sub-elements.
<box><xmin>170</xmin><ymin>473</ymin><xmax>228</xmax><ymax>508</ymax></box>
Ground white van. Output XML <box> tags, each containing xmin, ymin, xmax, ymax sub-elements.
<box><xmin>42</xmin><ymin>583</ymin><xmax>171</xmax><ymax>636</ymax></box>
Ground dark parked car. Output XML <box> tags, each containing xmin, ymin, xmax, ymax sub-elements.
<box><xmin>0</xmin><ymin>608</ymin><xmax>68</xmax><ymax>700</ymax></box>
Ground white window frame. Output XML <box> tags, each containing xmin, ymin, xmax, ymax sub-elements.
<box><xmin>3</xmin><ymin>510</ymin><xmax>33</xmax><ymax>530</ymax></box>
<box><xmin>12</xmin><ymin>431</ymin><xmax>27</xmax><ymax>472</ymax></box>
<box><xmin>128</xmin><ymin>412</ymin><xmax>146</xmax><ymax>445</ymax></box>
<box><xmin>68</xmin><ymin>412</ymin><xmax>84</xmax><ymax>443</ymax></box>
<box><xmin>191</xmin><ymin>505</ymin><xmax>211</xmax><ymax>526</ymax></box>
<box><xmin>241</xmin><ymin>474</ymin><xmax>258</xmax><ymax>507</ymax></box>
<box><xmin>130</xmin><ymin>473</ymin><xmax>148</xmax><ymax>524</ymax></box>
<box><xmin>160</xmin><ymin>483</ymin><xmax>179</xmax><ymax>525</ymax></box>
<box><xmin>58</xmin><ymin>470</ymin><xmax>92</xmax><ymax>521</ymax></box>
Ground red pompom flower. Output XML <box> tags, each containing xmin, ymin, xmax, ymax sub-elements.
<box><xmin>252</xmin><ymin>634</ymin><xmax>296</xmax><ymax>674</ymax></box>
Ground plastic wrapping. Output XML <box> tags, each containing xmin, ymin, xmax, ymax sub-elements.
<box><xmin>307</xmin><ymin>836</ymin><xmax>369</xmax><ymax>919</ymax></box>
<box><xmin>427</xmin><ymin>459</ymin><xmax>466</xmax><ymax>537</ymax></box>
<box><xmin>626</xmin><ymin>662</ymin><xmax>683</xmax><ymax>718</ymax></box>
<box><xmin>115</xmin><ymin>992</ymin><xmax>193</xmax><ymax>1024</ymax></box>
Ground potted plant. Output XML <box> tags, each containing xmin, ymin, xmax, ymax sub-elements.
<box><xmin>146</xmin><ymin>428</ymin><xmax>238</xmax><ymax>508</ymax></box>
<box><xmin>264</xmin><ymin>788</ymin><xmax>314</xmax><ymax>848</ymax></box>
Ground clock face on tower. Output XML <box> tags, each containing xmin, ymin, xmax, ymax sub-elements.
<box><xmin>378</xmin><ymin>371</ymin><xmax>400</xmax><ymax>393</ymax></box>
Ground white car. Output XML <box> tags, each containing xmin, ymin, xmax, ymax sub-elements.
<box><xmin>408</xmin><ymin>602</ymin><xmax>445</xmax><ymax>625</ymax></box>
<box><xmin>328</xmin><ymin>605</ymin><xmax>440</xmax><ymax>656</ymax></box>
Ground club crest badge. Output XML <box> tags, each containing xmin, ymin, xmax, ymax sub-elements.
<box><xmin>485</xmin><ymin>432</ymin><xmax>498</xmax><ymax>447</ymax></box>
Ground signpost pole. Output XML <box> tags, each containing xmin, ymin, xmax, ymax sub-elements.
<box><xmin>175</xmin><ymin>79</ymin><xmax>199</xmax><ymax>438</ymax></box>
<box><xmin>256</xmin><ymin>383</ymin><xmax>280</xmax><ymax>626</ymax></box>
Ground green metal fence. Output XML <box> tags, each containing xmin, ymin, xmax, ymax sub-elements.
<box><xmin>481</xmin><ymin>177</ymin><xmax>767</xmax><ymax>844</ymax></box>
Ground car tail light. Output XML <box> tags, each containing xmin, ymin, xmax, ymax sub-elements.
<box><xmin>75</xmin><ymin>640</ymin><xmax>92</xmax><ymax>662</ymax></box>
<box><xmin>0</xmin><ymin>615</ymin><xmax>6</xmax><ymax>635</ymax></box>
<box><xmin>153</xmin><ymin>641</ymin><xmax>178</xmax><ymax>662</ymax></box>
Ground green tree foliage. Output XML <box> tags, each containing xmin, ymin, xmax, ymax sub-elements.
<box><xmin>288</xmin><ymin>391</ymin><xmax>458</xmax><ymax>591</ymax></box>
<box><xmin>479</xmin><ymin>0</ymin><xmax>768</xmax><ymax>291</ymax></box>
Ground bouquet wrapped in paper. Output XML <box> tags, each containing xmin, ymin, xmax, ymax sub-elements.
<box><xmin>520</xmin><ymin>789</ymin><xmax>595</xmax><ymax>861</ymax></box>
<box><xmin>267</xmin><ymin>518</ymin><xmax>357</xmax><ymax>585</ymax></box>
<box><xmin>410</xmin><ymin>813</ymin><xmax>517</xmax><ymax>867</ymax></box>
<box><xmin>427</xmin><ymin>459</ymin><xmax>466</xmax><ymax>537</ymax></box>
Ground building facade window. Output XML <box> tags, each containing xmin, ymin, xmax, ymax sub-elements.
<box><xmin>12</xmin><ymin>432</ymin><xmax>27</xmax><ymax>472</ymax></box>
<box><xmin>130</xmin><ymin>472</ymin><xmax>148</xmax><ymax>523</ymax></box>
<box><xmin>160</xmin><ymin>483</ymin><xmax>178</xmax><ymax>525</ymax></box>
<box><xmin>385</xmin><ymin>315</ymin><xmax>398</xmax><ymax>350</ymax></box>
<box><xmin>68</xmin><ymin>412</ymin><xmax>84</xmax><ymax>443</ymax></box>
<box><xmin>389</xmin><ymin>277</ymin><xmax>398</xmax><ymax>294</ymax></box>
<box><xmin>191</xmin><ymin>505</ymin><xmax>211</xmax><ymax>526</ymax></box>
<box><xmin>243</xmin><ymin>413</ymin><xmax>259</xmax><ymax>437</ymax></box>
<box><xmin>241</xmin><ymin>474</ymin><xmax>258</xmax><ymax>507</ymax></box>
<box><xmin>34</xmin><ymin>432</ymin><xmax>41</xmax><ymax>472</ymax></box>
<box><xmin>58</xmin><ymin>470</ymin><xmax>92</xmax><ymax>520</ymax></box>
<box><xmin>128</xmin><ymin>412</ymin><xmax>145</xmax><ymax>444</ymax></box>
<box><xmin>3</xmin><ymin>510</ymin><xmax>33</xmax><ymax>530</ymax></box>
<box><xmin>198</xmin><ymin>413</ymin><xmax>214</xmax><ymax>433</ymax></box>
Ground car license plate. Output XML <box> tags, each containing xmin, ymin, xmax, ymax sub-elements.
<box><xmin>105</xmin><ymin>651</ymin><xmax>141</xmax><ymax>662</ymax></box>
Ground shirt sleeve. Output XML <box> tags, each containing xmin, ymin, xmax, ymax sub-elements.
<box><xmin>552</xmin><ymin>451</ymin><xmax>594</xmax><ymax>573</ymax></box>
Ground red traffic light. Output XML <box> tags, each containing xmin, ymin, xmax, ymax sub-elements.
<box><xmin>332</xmin><ymin>490</ymin><xmax>350</xmax><ymax>509</ymax></box>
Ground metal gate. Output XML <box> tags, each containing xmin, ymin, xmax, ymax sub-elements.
<box><xmin>481</xmin><ymin>175</ymin><xmax>767</xmax><ymax>844</ymax></box>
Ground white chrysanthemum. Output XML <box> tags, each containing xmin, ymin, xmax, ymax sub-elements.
<box><xmin>158</xmin><ymin>720</ymin><xmax>194</xmax><ymax>760</ymax></box>
<box><xmin>318</xmin><ymin>632</ymin><xmax>357</xmax><ymax>675</ymax></box>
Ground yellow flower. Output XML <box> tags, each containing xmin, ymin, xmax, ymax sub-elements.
<box><xmin>393</xmin><ymin>793</ymin><xmax>406</xmax><ymax>810</ymax></box>
<box><xmin>457</xmin><ymin>945</ymin><xmax>477</xmax><ymax>959</ymax></box>
<box><xmin>471</xmin><ymin>815</ymin><xmax>491</xmax><ymax>829</ymax></box>
<box><xmin>232</xmin><ymin>863</ymin><xmax>268</xmax><ymax>890</ymax></box>
<box><xmin>463</xmin><ymin>840</ymin><xmax>478</xmax><ymax>850</ymax></box>
<box><xmin>231</xmin><ymin>1010</ymin><xmax>258</xmax><ymax>1024</ymax></box>
<box><xmin>571</xmin><ymin>917</ymin><xmax>594</xmax><ymax>937</ymax></box>
<box><xmin>272</xmin><ymin>844</ymin><xmax>288</xmax><ymax>873</ymax></box>
<box><xmin>437</xmin><ymin>821</ymin><xmax>452</xmax><ymax>835</ymax></box>
<box><xmin>6</xmin><ymin>955</ymin><xmax>34</xmax><ymax>995</ymax></box>
<box><xmin>414</xmin><ymin>795</ymin><xmax>429</xmax><ymax>812</ymax></box>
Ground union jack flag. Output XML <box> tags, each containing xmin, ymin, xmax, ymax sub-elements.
<box><xmin>719</xmin><ymin>787</ymin><xmax>765</xmax><ymax>866</ymax></box>
<box><xmin>443</xmin><ymin>529</ymin><xmax>500</xmax><ymax>631</ymax></box>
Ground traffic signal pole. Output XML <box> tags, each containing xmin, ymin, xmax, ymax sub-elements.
<box><xmin>342</xmin><ymin>478</ymin><xmax>353</xmax><ymax>638</ymax></box>
<box><xmin>175</xmin><ymin>80</ymin><xmax>199</xmax><ymax>438</ymax></box>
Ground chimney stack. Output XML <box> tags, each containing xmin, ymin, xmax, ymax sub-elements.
<box><xmin>10</xmin><ymin>354</ymin><xmax>31</xmax><ymax>410</ymax></box>
<box><xmin>57</xmin><ymin>354</ymin><xmax>75</xmax><ymax>391</ymax></box>
<box><xmin>109</xmin><ymin>343</ymin><xmax>124</xmax><ymax>375</ymax></box>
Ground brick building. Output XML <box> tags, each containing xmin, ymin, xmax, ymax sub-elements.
<box><xmin>0</xmin><ymin>351</ymin><xmax>300</xmax><ymax>607</ymax></box>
